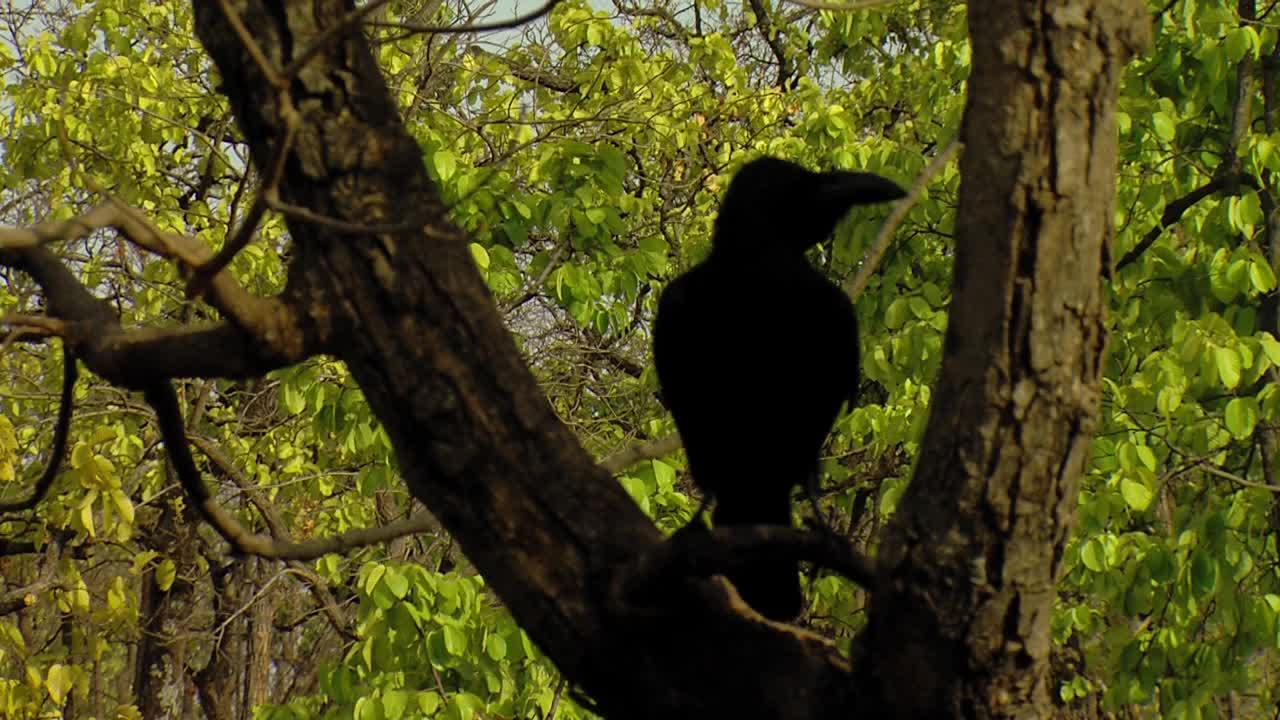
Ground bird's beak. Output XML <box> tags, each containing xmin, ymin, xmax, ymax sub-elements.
<box><xmin>819</xmin><ymin>172</ymin><xmax>907</xmax><ymax>207</ymax></box>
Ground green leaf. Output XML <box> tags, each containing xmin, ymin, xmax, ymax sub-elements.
<box><xmin>885</xmin><ymin>298</ymin><xmax>910</xmax><ymax>330</ymax></box>
<box><xmin>1156</xmin><ymin>385</ymin><xmax>1182</xmax><ymax>415</ymax></box>
<box><xmin>1214</xmin><ymin>346</ymin><xmax>1241</xmax><ymax>389</ymax></box>
<box><xmin>434</xmin><ymin>149</ymin><xmax>457</xmax><ymax>182</ymax></box>
<box><xmin>110</xmin><ymin>489</ymin><xmax>135</xmax><ymax>525</ymax></box>
<box><xmin>443</xmin><ymin>625</ymin><xmax>467</xmax><ymax>655</ymax></box>
<box><xmin>469</xmin><ymin>243</ymin><xmax>490</xmax><ymax>270</ymax></box>
<box><xmin>486</xmin><ymin>633</ymin><xmax>507</xmax><ymax>661</ymax></box>
<box><xmin>1260</xmin><ymin>333</ymin><xmax>1280</xmax><ymax>367</ymax></box>
<box><xmin>1151</xmin><ymin>111</ymin><xmax>1176</xmax><ymax>142</ymax></box>
<box><xmin>1225</xmin><ymin>27</ymin><xmax>1252</xmax><ymax>62</ymax></box>
<box><xmin>1081</xmin><ymin>538</ymin><xmax>1106</xmax><ymax>572</ymax></box>
<box><xmin>384</xmin><ymin>568</ymin><xmax>409</xmax><ymax>599</ymax></box>
<box><xmin>1135</xmin><ymin>445</ymin><xmax>1156</xmax><ymax>471</ymax></box>
<box><xmin>1145</xmin><ymin>548</ymin><xmax>1177</xmax><ymax>583</ymax></box>
<box><xmin>1190</xmin><ymin>549</ymin><xmax>1217</xmax><ymax>598</ymax></box>
<box><xmin>280</xmin><ymin>383</ymin><xmax>306</xmax><ymax>415</ymax></box>
<box><xmin>156</xmin><ymin>559</ymin><xmax>177</xmax><ymax>592</ymax></box>
<box><xmin>45</xmin><ymin>664</ymin><xmax>73</xmax><ymax>706</ymax></box>
<box><xmin>1223</xmin><ymin>397</ymin><xmax>1257</xmax><ymax>438</ymax></box>
<box><xmin>501</xmin><ymin>220</ymin><xmax>528</xmax><ymax>246</ymax></box>
<box><xmin>1250</xmin><ymin>259</ymin><xmax>1277</xmax><ymax>292</ymax></box>
<box><xmin>417</xmin><ymin>691</ymin><xmax>442</xmax><ymax>715</ymax></box>
<box><xmin>1120</xmin><ymin>478</ymin><xmax>1153</xmax><ymax>511</ymax></box>
<box><xmin>382</xmin><ymin>689</ymin><xmax>409</xmax><ymax>720</ymax></box>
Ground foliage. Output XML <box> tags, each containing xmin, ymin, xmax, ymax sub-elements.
<box><xmin>0</xmin><ymin>0</ymin><xmax>1276</xmax><ymax>718</ymax></box>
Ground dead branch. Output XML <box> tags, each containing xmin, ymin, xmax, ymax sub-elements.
<box><xmin>599</xmin><ymin>433</ymin><xmax>682</xmax><ymax>474</ymax></box>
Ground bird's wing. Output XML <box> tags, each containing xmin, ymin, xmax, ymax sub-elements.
<box><xmin>652</xmin><ymin>269</ymin><xmax>745</xmax><ymax>492</ymax></box>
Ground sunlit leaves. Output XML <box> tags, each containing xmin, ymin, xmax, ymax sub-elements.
<box><xmin>342</xmin><ymin>563</ymin><xmax>562</xmax><ymax>719</ymax></box>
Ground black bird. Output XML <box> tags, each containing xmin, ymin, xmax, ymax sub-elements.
<box><xmin>653</xmin><ymin>156</ymin><xmax>904</xmax><ymax>620</ymax></box>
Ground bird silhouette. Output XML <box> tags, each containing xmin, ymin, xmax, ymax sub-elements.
<box><xmin>653</xmin><ymin>156</ymin><xmax>904</xmax><ymax>620</ymax></box>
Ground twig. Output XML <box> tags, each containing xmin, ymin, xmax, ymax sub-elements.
<box><xmin>1198</xmin><ymin>461</ymin><xmax>1280</xmax><ymax>493</ymax></box>
<box><xmin>186</xmin><ymin>117</ymin><xmax>298</xmax><ymax>299</ymax></box>
<box><xmin>503</xmin><ymin>242</ymin><xmax>567</xmax><ymax>312</ymax></box>
<box><xmin>547</xmin><ymin>676</ymin><xmax>567</xmax><ymax>720</ymax></box>
<box><xmin>369</xmin><ymin>0</ymin><xmax>564</xmax><ymax>35</ymax></box>
<box><xmin>845</xmin><ymin>137</ymin><xmax>961</xmax><ymax>301</ymax></box>
<box><xmin>599</xmin><ymin>433</ymin><xmax>682</xmax><ymax>474</ymax></box>
<box><xmin>783</xmin><ymin>0</ymin><xmax>899</xmax><ymax>11</ymax></box>
<box><xmin>1114</xmin><ymin>173</ymin><xmax>1254</xmax><ymax>271</ymax></box>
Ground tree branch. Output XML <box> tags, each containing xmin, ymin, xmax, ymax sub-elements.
<box><xmin>611</xmin><ymin>525</ymin><xmax>877</xmax><ymax>615</ymax></box>
<box><xmin>599</xmin><ymin>433</ymin><xmax>683</xmax><ymax>474</ymax></box>
<box><xmin>1114</xmin><ymin>173</ymin><xmax>1254</xmax><ymax>271</ymax></box>
<box><xmin>746</xmin><ymin>0</ymin><xmax>796</xmax><ymax>88</ymax></box>
<box><xmin>845</xmin><ymin>137</ymin><xmax>961</xmax><ymax>301</ymax></box>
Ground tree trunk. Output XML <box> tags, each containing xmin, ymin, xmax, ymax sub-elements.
<box><xmin>852</xmin><ymin>1</ymin><xmax>1149</xmax><ymax>717</ymax></box>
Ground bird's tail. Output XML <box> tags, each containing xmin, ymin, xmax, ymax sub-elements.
<box><xmin>712</xmin><ymin>486</ymin><xmax>802</xmax><ymax>621</ymax></box>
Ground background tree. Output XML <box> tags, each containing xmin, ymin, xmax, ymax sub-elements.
<box><xmin>0</xmin><ymin>0</ymin><xmax>1274</xmax><ymax>719</ymax></box>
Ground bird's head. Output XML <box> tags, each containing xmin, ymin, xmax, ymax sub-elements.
<box><xmin>711</xmin><ymin>156</ymin><xmax>906</xmax><ymax>257</ymax></box>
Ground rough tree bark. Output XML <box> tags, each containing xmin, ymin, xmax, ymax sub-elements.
<box><xmin>0</xmin><ymin>0</ymin><xmax>1149</xmax><ymax>718</ymax></box>
<box><xmin>852</xmin><ymin>1</ymin><xmax>1149</xmax><ymax>718</ymax></box>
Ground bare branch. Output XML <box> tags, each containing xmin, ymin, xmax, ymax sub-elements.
<box><xmin>0</xmin><ymin>203</ymin><xmax>120</xmax><ymax>250</ymax></box>
<box><xmin>845</xmin><ymin>137</ymin><xmax>961</xmax><ymax>301</ymax></box>
<box><xmin>369</xmin><ymin>0</ymin><xmax>564</xmax><ymax>35</ymax></box>
<box><xmin>599</xmin><ymin>433</ymin><xmax>683</xmax><ymax>474</ymax></box>
<box><xmin>151</xmin><ymin>392</ymin><xmax>441</xmax><ymax>560</ymax></box>
<box><xmin>1114</xmin><ymin>173</ymin><xmax>1255</xmax><ymax>271</ymax></box>
<box><xmin>782</xmin><ymin>0</ymin><xmax>900</xmax><ymax>11</ymax></box>
<box><xmin>467</xmin><ymin>45</ymin><xmax>579</xmax><ymax>93</ymax></box>
<box><xmin>0</xmin><ymin>244</ymin><xmax>298</xmax><ymax>384</ymax></box>
<box><xmin>1</xmin><ymin>314</ymin><xmax>67</xmax><ymax>348</ymax></box>
<box><xmin>191</xmin><ymin>433</ymin><xmax>442</xmax><ymax>558</ymax></box>
<box><xmin>0</xmin><ymin>538</ymin><xmax>63</xmax><ymax>615</ymax></box>
<box><xmin>1198</xmin><ymin>460</ymin><xmax>1280</xmax><ymax>493</ymax></box>
<box><xmin>746</xmin><ymin>0</ymin><xmax>796</xmax><ymax>88</ymax></box>
<box><xmin>185</xmin><ymin>116</ymin><xmax>297</xmax><ymax>299</ymax></box>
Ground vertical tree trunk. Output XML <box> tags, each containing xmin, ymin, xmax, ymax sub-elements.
<box><xmin>246</xmin><ymin>560</ymin><xmax>276</xmax><ymax>714</ymax></box>
<box><xmin>853</xmin><ymin>2</ymin><xmax>1149</xmax><ymax>717</ymax></box>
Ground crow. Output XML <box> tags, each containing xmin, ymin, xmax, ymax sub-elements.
<box><xmin>653</xmin><ymin>156</ymin><xmax>904</xmax><ymax>620</ymax></box>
